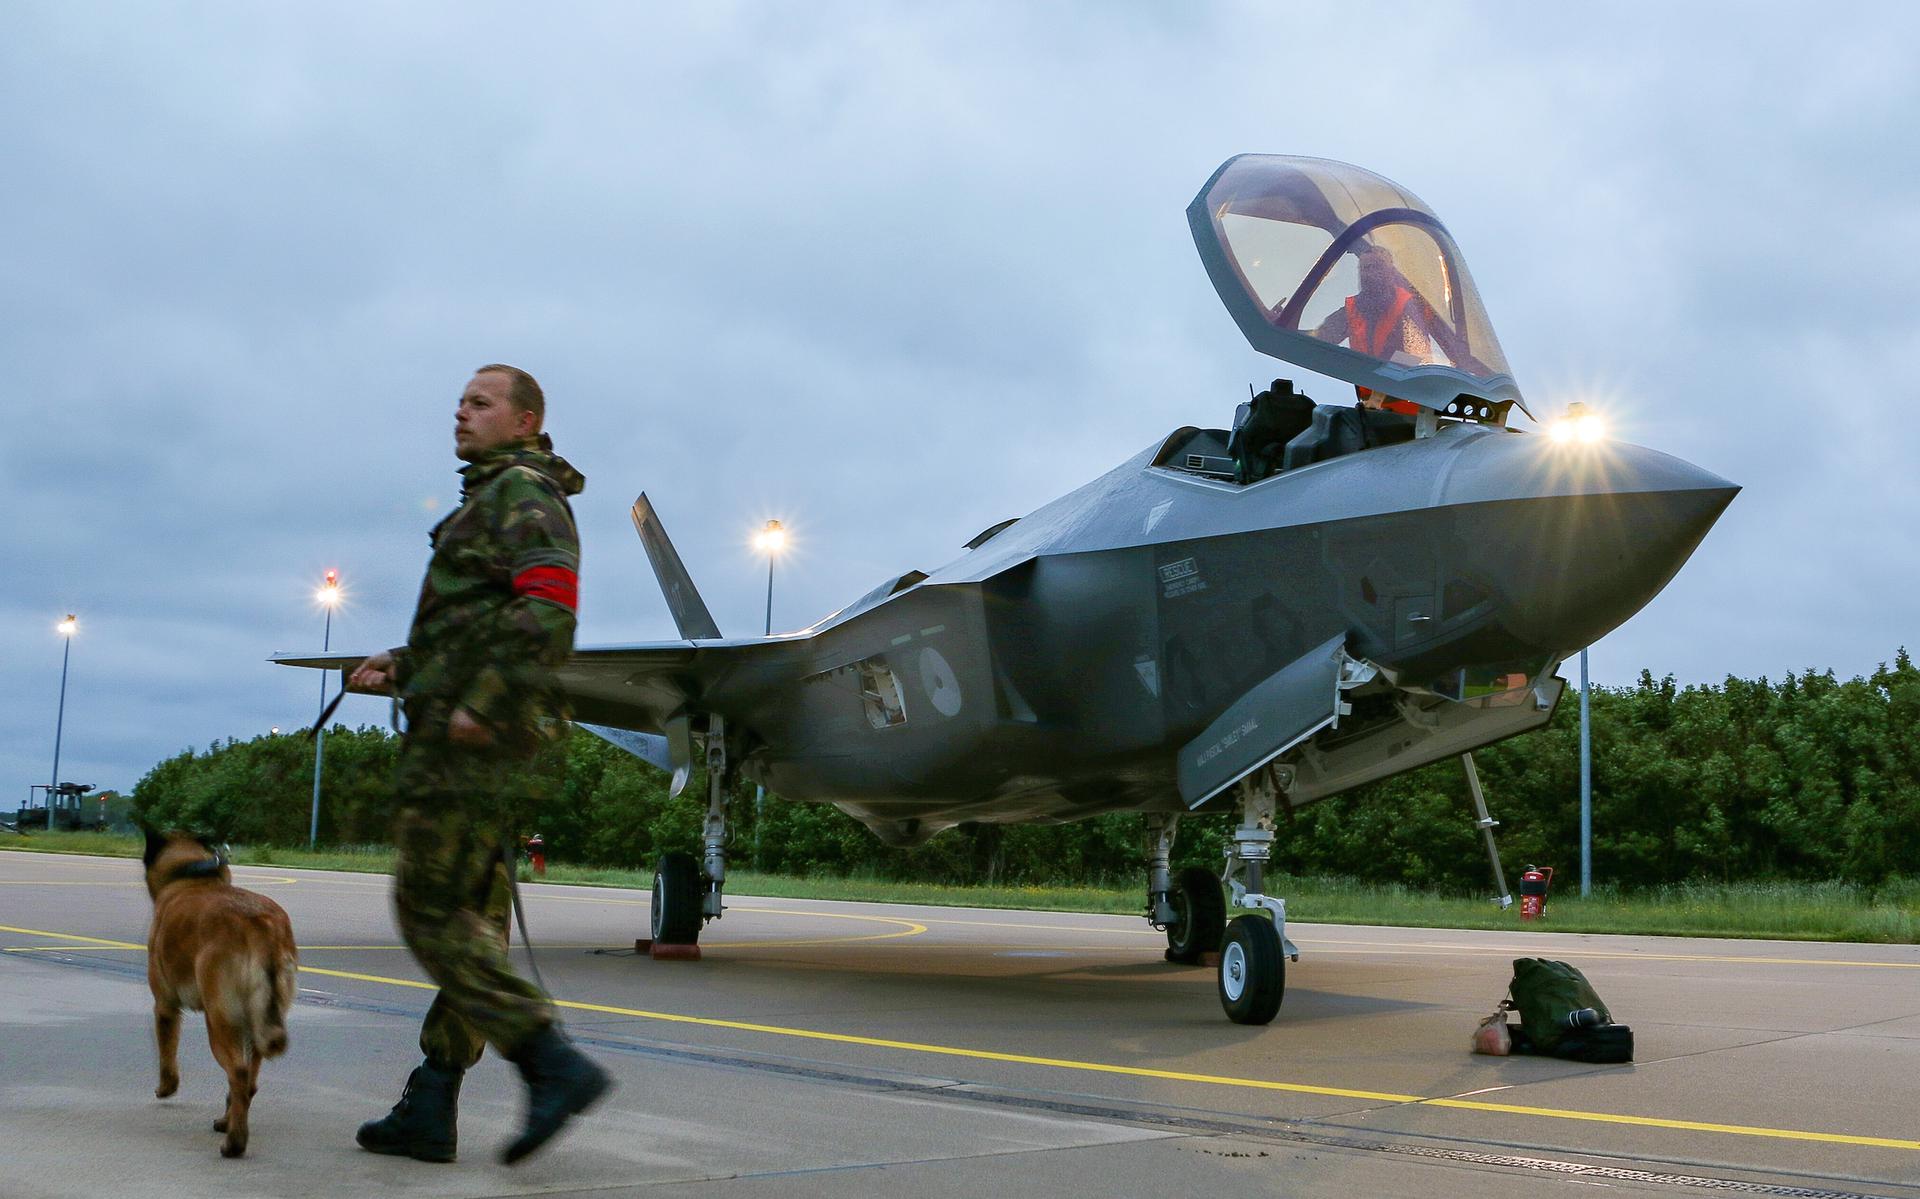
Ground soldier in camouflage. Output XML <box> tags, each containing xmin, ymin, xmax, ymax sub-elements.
<box><xmin>345</xmin><ymin>364</ymin><xmax>611</xmax><ymax>1165</ymax></box>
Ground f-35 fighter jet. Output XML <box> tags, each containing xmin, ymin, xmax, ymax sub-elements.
<box><xmin>279</xmin><ymin>155</ymin><xmax>1736</xmax><ymax>1023</ymax></box>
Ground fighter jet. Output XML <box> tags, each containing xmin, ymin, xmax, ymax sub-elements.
<box><xmin>278</xmin><ymin>155</ymin><xmax>1736</xmax><ymax>1024</ymax></box>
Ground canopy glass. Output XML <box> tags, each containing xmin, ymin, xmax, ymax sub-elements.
<box><xmin>1189</xmin><ymin>155</ymin><xmax>1528</xmax><ymax>416</ymax></box>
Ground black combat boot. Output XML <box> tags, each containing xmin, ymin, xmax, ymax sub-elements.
<box><xmin>500</xmin><ymin>1025</ymin><xmax>612</xmax><ymax>1165</ymax></box>
<box><xmin>356</xmin><ymin>1060</ymin><xmax>463</xmax><ymax>1163</ymax></box>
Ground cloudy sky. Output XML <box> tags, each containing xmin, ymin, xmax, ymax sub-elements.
<box><xmin>4</xmin><ymin>2</ymin><xmax>1916</xmax><ymax>795</ymax></box>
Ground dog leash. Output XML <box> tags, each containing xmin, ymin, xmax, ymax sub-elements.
<box><xmin>304</xmin><ymin>681</ymin><xmax>552</xmax><ymax>994</ymax></box>
<box><xmin>505</xmin><ymin>845</ymin><xmax>550</xmax><ymax>996</ymax></box>
<box><xmin>303</xmin><ymin>689</ymin><xmax>346</xmax><ymax>738</ymax></box>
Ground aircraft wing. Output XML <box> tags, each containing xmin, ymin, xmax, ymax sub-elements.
<box><xmin>270</xmin><ymin>651</ymin><xmax>369</xmax><ymax>672</ymax></box>
<box><xmin>553</xmin><ymin>639</ymin><xmax>771</xmax><ymax>732</ymax></box>
<box><xmin>271</xmin><ymin>637</ymin><xmax>779</xmax><ymax>736</ymax></box>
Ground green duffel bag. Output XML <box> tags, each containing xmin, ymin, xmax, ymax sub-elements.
<box><xmin>1505</xmin><ymin>958</ymin><xmax>1633</xmax><ymax>1063</ymax></box>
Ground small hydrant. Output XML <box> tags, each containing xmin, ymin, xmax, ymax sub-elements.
<box><xmin>527</xmin><ymin>834</ymin><xmax>547</xmax><ymax>879</ymax></box>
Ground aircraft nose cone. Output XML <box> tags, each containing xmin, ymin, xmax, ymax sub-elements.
<box><xmin>1445</xmin><ymin>434</ymin><xmax>1740</xmax><ymax>651</ymax></box>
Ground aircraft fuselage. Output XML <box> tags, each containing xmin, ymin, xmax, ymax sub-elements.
<box><xmin>715</xmin><ymin>419</ymin><xmax>1735</xmax><ymax>843</ymax></box>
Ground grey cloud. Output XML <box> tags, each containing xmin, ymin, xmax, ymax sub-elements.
<box><xmin>4</xmin><ymin>0</ymin><xmax>1916</xmax><ymax>792</ymax></box>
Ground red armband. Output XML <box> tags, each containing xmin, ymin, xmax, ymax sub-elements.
<box><xmin>513</xmin><ymin>565</ymin><xmax>579</xmax><ymax>611</ymax></box>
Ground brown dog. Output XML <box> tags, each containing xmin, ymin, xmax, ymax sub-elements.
<box><xmin>143</xmin><ymin>830</ymin><xmax>298</xmax><ymax>1157</ymax></box>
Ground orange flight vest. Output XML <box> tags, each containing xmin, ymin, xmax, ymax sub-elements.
<box><xmin>1346</xmin><ymin>286</ymin><xmax>1413</xmax><ymax>357</ymax></box>
<box><xmin>1348</xmin><ymin>288</ymin><xmax>1423</xmax><ymax>415</ymax></box>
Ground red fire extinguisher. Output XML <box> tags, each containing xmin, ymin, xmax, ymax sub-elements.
<box><xmin>1518</xmin><ymin>865</ymin><xmax>1553</xmax><ymax>920</ymax></box>
<box><xmin>527</xmin><ymin>834</ymin><xmax>547</xmax><ymax>879</ymax></box>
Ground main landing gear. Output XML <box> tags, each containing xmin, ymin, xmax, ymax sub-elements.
<box><xmin>651</xmin><ymin>715</ymin><xmax>732</xmax><ymax>949</ymax></box>
<box><xmin>1143</xmin><ymin>768</ymin><xmax>1300</xmax><ymax>1025</ymax></box>
<box><xmin>1145</xmin><ymin>813</ymin><xmax>1225</xmax><ymax>964</ymax></box>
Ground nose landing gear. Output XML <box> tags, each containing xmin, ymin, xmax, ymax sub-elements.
<box><xmin>1214</xmin><ymin>764</ymin><xmax>1299</xmax><ymax>1025</ymax></box>
<box><xmin>1219</xmin><ymin>914</ymin><xmax>1284</xmax><ymax>1024</ymax></box>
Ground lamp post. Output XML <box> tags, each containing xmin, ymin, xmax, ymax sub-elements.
<box><xmin>755</xmin><ymin>520</ymin><xmax>786</xmax><ymax>636</ymax></box>
<box><xmin>1579</xmin><ymin>646</ymin><xmax>1592</xmax><ymax>897</ymax></box>
<box><xmin>751</xmin><ymin>521</ymin><xmax>788</xmax><ymax>868</ymax></box>
<box><xmin>310</xmin><ymin>570</ymin><xmax>340</xmax><ymax>848</ymax></box>
<box><xmin>48</xmin><ymin>615</ymin><xmax>76</xmax><ymax>831</ymax></box>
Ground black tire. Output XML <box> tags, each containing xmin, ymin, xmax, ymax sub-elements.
<box><xmin>1218</xmin><ymin>914</ymin><xmax>1285</xmax><ymax>1025</ymax></box>
<box><xmin>1163</xmin><ymin>866</ymin><xmax>1226</xmax><ymax>964</ymax></box>
<box><xmin>651</xmin><ymin>852</ymin><xmax>703</xmax><ymax>945</ymax></box>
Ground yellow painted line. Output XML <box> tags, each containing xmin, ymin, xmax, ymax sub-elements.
<box><xmin>299</xmin><ymin>943</ymin><xmax>611</xmax><ymax>952</ymax></box>
<box><xmin>5</xmin><ymin>945</ymin><xmax>142</xmax><ymax>953</ymax></box>
<box><xmin>0</xmin><ymin>874</ymin><xmax>301</xmax><ymax>887</ymax></box>
<box><xmin>899</xmin><ymin>915</ymin><xmax>1161</xmax><ymax>936</ymax></box>
<box><xmin>13</xmin><ymin>853</ymin><xmax>1903</xmax><ymax>972</ymax></box>
<box><xmin>3</xmin><ymin>920</ymin><xmax>1916</xmax><ymax>1152</ymax></box>
<box><xmin>0</xmin><ymin>924</ymin><xmax>142</xmax><ymax>948</ymax></box>
<box><xmin>556</xmin><ymin>991</ymin><xmax>1421</xmax><ymax>1104</ymax></box>
<box><xmin>299</xmin><ymin>965</ymin><xmax>437</xmax><ymax>990</ymax></box>
<box><xmin>720</xmin><ymin>921</ymin><xmax>927</xmax><ymax>950</ymax></box>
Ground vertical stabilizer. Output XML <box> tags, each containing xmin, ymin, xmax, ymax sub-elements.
<box><xmin>630</xmin><ymin>494</ymin><xmax>724</xmax><ymax>641</ymax></box>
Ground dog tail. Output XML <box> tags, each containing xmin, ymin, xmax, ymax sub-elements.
<box><xmin>253</xmin><ymin>951</ymin><xmax>296</xmax><ymax>1059</ymax></box>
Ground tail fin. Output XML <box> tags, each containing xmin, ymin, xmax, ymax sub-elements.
<box><xmin>631</xmin><ymin>493</ymin><xmax>723</xmax><ymax>640</ymax></box>
<box><xmin>253</xmin><ymin>953</ymin><xmax>295</xmax><ymax>1059</ymax></box>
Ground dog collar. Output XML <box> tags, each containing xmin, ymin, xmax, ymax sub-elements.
<box><xmin>168</xmin><ymin>856</ymin><xmax>226</xmax><ymax>882</ymax></box>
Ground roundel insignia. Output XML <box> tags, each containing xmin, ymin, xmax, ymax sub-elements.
<box><xmin>919</xmin><ymin>647</ymin><xmax>963</xmax><ymax>717</ymax></box>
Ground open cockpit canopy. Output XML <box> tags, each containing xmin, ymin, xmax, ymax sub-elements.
<box><xmin>1190</xmin><ymin>155</ymin><xmax>1528</xmax><ymax>418</ymax></box>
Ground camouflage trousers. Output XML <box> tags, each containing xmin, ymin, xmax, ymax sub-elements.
<box><xmin>393</xmin><ymin>785</ymin><xmax>552</xmax><ymax>1069</ymax></box>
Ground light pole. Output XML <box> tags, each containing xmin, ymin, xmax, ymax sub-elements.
<box><xmin>756</xmin><ymin>520</ymin><xmax>786</xmax><ymax>636</ymax></box>
<box><xmin>1579</xmin><ymin>646</ymin><xmax>1592</xmax><ymax>897</ymax></box>
<box><xmin>751</xmin><ymin>521</ymin><xmax>788</xmax><ymax>868</ymax></box>
<box><xmin>49</xmin><ymin>615</ymin><xmax>76</xmax><ymax>831</ymax></box>
<box><xmin>1550</xmin><ymin>398</ymin><xmax>1605</xmax><ymax>900</ymax></box>
<box><xmin>310</xmin><ymin>570</ymin><xmax>340</xmax><ymax>848</ymax></box>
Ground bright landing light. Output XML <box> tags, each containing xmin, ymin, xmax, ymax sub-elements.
<box><xmin>1548</xmin><ymin>402</ymin><xmax>1607</xmax><ymax>445</ymax></box>
<box><xmin>317</xmin><ymin>568</ymin><xmax>342</xmax><ymax>606</ymax></box>
<box><xmin>56</xmin><ymin>614</ymin><xmax>77</xmax><ymax>637</ymax></box>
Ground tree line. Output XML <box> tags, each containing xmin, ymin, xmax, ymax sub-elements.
<box><xmin>130</xmin><ymin>651</ymin><xmax>1920</xmax><ymax>892</ymax></box>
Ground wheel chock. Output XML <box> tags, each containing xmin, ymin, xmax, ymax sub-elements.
<box><xmin>635</xmin><ymin>938</ymin><xmax>702</xmax><ymax>961</ymax></box>
<box><xmin>1200</xmin><ymin>951</ymin><xmax>1222</xmax><ymax>968</ymax></box>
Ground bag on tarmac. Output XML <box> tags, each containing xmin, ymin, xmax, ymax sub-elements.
<box><xmin>1502</xmin><ymin>957</ymin><xmax>1634</xmax><ymax>1064</ymax></box>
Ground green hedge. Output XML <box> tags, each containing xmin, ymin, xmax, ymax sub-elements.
<box><xmin>132</xmin><ymin>651</ymin><xmax>1920</xmax><ymax>891</ymax></box>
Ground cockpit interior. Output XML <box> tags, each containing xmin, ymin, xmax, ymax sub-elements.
<box><xmin>1154</xmin><ymin>378</ymin><xmax>1511</xmax><ymax>486</ymax></box>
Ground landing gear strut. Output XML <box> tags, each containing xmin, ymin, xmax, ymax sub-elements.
<box><xmin>1461</xmin><ymin>752</ymin><xmax>1514</xmax><ymax>909</ymax></box>
<box><xmin>651</xmin><ymin>714</ymin><xmax>733</xmax><ymax>947</ymax></box>
<box><xmin>1145</xmin><ymin>813</ymin><xmax>1225</xmax><ymax>964</ymax></box>
<box><xmin>1216</xmin><ymin>764</ymin><xmax>1298</xmax><ymax>1025</ymax></box>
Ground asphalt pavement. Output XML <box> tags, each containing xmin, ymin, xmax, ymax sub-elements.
<box><xmin>3</xmin><ymin>848</ymin><xmax>1917</xmax><ymax>1198</ymax></box>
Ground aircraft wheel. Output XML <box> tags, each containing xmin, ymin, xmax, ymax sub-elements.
<box><xmin>1218</xmin><ymin>914</ymin><xmax>1285</xmax><ymax>1024</ymax></box>
<box><xmin>1164</xmin><ymin>866</ymin><xmax>1226</xmax><ymax>964</ymax></box>
<box><xmin>651</xmin><ymin>852</ymin><xmax>703</xmax><ymax>945</ymax></box>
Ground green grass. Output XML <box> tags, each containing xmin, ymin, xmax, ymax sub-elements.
<box><xmin>5</xmin><ymin>829</ymin><xmax>1914</xmax><ymax>943</ymax></box>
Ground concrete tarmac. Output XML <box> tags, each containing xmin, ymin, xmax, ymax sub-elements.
<box><xmin>3</xmin><ymin>848</ymin><xmax>1917</xmax><ymax>1197</ymax></box>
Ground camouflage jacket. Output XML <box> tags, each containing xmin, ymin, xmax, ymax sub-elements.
<box><xmin>390</xmin><ymin>435</ymin><xmax>586</xmax><ymax>753</ymax></box>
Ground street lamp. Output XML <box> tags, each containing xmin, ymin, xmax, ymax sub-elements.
<box><xmin>48</xmin><ymin>615</ymin><xmax>77</xmax><ymax>831</ymax></box>
<box><xmin>310</xmin><ymin>570</ymin><xmax>341</xmax><ymax>847</ymax></box>
<box><xmin>754</xmin><ymin>520</ymin><xmax>787</xmax><ymax>635</ymax></box>
<box><xmin>751</xmin><ymin>521</ymin><xmax>789</xmax><ymax>868</ymax></box>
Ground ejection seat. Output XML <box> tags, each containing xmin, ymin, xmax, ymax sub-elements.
<box><xmin>1228</xmin><ymin>379</ymin><xmax>1316</xmax><ymax>484</ymax></box>
<box><xmin>1281</xmin><ymin>403</ymin><xmax>1415</xmax><ymax>471</ymax></box>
